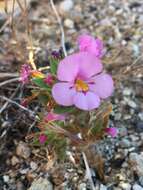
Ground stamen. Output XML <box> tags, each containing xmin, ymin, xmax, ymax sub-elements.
<box><xmin>75</xmin><ymin>79</ymin><xmax>89</xmax><ymax>92</ymax></box>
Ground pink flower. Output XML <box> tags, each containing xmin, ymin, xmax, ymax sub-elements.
<box><xmin>52</xmin><ymin>52</ymin><xmax>114</xmax><ymax>111</ymax></box>
<box><xmin>44</xmin><ymin>112</ymin><xmax>65</xmax><ymax>122</ymax></box>
<box><xmin>77</xmin><ymin>34</ymin><xmax>104</xmax><ymax>58</ymax></box>
<box><xmin>20</xmin><ymin>64</ymin><xmax>31</xmax><ymax>84</ymax></box>
<box><xmin>39</xmin><ymin>134</ymin><xmax>47</xmax><ymax>144</ymax></box>
<box><xmin>44</xmin><ymin>74</ymin><xmax>54</xmax><ymax>85</ymax></box>
<box><xmin>105</xmin><ymin>127</ymin><xmax>117</xmax><ymax>137</ymax></box>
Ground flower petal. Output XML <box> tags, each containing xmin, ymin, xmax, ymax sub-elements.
<box><xmin>39</xmin><ymin>134</ymin><xmax>47</xmax><ymax>144</ymax></box>
<box><xmin>73</xmin><ymin>91</ymin><xmax>100</xmax><ymax>110</ymax></box>
<box><xmin>90</xmin><ymin>73</ymin><xmax>114</xmax><ymax>99</ymax></box>
<box><xmin>105</xmin><ymin>127</ymin><xmax>118</xmax><ymax>137</ymax></box>
<box><xmin>52</xmin><ymin>82</ymin><xmax>75</xmax><ymax>106</ymax></box>
<box><xmin>78</xmin><ymin>34</ymin><xmax>93</xmax><ymax>52</ymax></box>
<box><xmin>44</xmin><ymin>112</ymin><xmax>65</xmax><ymax>122</ymax></box>
<box><xmin>57</xmin><ymin>54</ymin><xmax>79</xmax><ymax>82</ymax></box>
<box><xmin>77</xmin><ymin>52</ymin><xmax>103</xmax><ymax>79</ymax></box>
<box><xmin>57</xmin><ymin>52</ymin><xmax>102</xmax><ymax>81</ymax></box>
<box><xmin>77</xmin><ymin>34</ymin><xmax>104</xmax><ymax>58</ymax></box>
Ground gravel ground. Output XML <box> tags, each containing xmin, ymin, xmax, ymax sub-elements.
<box><xmin>0</xmin><ymin>0</ymin><xmax>143</xmax><ymax>189</ymax></box>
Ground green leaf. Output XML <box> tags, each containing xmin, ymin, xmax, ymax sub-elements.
<box><xmin>88</xmin><ymin>119</ymin><xmax>104</xmax><ymax>136</ymax></box>
<box><xmin>54</xmin><ymin>105</ymin><xmax>75</xmax><ymax>114</ymax></box>
<box><xmin>32</xmin><ymin>78</ymin><xmax>50</xmax><ymax>91</ymax></box>
<box><xmin>38</xmin><ymin>93</ymin><xmax>49</xmax><ymax>104</ymax></box>
<box><xmin>49</xmin><ymin>58</ymin><xmax>59</xmax><ymax>75</ymax></box>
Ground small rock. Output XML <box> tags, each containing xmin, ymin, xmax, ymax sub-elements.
<box><xmin>139</xmin><ymin>113</ymin><xmax>143</xmax><ymax>121</ymax></box>
<box><xmin>119</xmin><ymin>127</ymin><xmax>128</xmax><ymax>137</ymax></box>
<box><xmin>16</xmin><ymin>181</ymin><xmax>26</xmax><ymax>190</ymax></box>
<box><xmin>113</xmin><ymin>188</ymin><xmax>122</xmax><ymax>190</ymax></box>
<box><xmin>78</xmin><ymin>183</ymin><xmax>86</xmax><ymax>190</ymax></box>
<box><xmin>16</xmin><ymin>142</ymin><xmax>31</xmax><ymax>159</ymax></box>
<box><xmin>139</xmin><ymin>15</ymin><xmax>143</xmax><ymax>24</ymax></box>
<box><xmin>3</xmin><ymin>175</ymin><xmax>9</xmax><ymax>183</ymax></box>
<box><xmin>20</xmin><ymin>168</ymin><xmax>29</xmax><ymax>174</ymax></box>
<box><xmin>115</xmin><ymin>113</ymin><xmax>122</xmax><ymax>120</ymax></box>
<box><xmin>123</xmin><ymin>88</ymin><xmax>132</xmax><ymax>96</ymax></box>
<box><xmin>11</xmin><ymin>156</ymin><xmax>19</xmax><ymax>166</ymax></box>
<box><xmin>120</xmin><ymin>139</ymin><xmax>131</xmax><ymax>148</ymax></box>
<box><xmin>124</xmin><ymin>114</ymin><xmax>132</xmax><ymax>120</ymax></box>
<box><xmin>132</xmin><ymin>184</ymin><xmax>143</xmax><ymax>190</ymax></box>
<box><xmin>28</xmin><ymin>178</ymin><xmax>53</xmax><ymax>190</ymax></box>
<box><xmin>123</xmin><ymin>97</ymin><xmax>137</xmax><ymax>108</ymax></box>
<box><xmin>132</xmin><ymin>44</ymin><xmax>140</xmax><ymax>57</ymax></box>
<box><xmin>59</xmin><ymin>0</ymin><xmax>74</xmax><ymax>13</ymax></box>
<box><xmin>100</xmin><ymin>184</ymin><xmax>107</xmax><ymax>190</ymax></box>
<box><xmin>129</xmin><ymin>153</ymin><xmax>143</xmax><ymax>176</ymax></box>
<box><xmin>139</xmin><ymin>176</ymin><xmax>143</xmax><ymax>186</ymax></box>
<box><xmin>64</xmin><ymin>19</ymin><xmax>74</xmax><ymax>28</ymax></box>
<box><xmin>129</xmin><ymin>135</ymin><xmax>139</xmax><ymax>142</ymax></box>
<box><xmin>30</xmin><ymin>162</ymin><xmax>38</xmax><ymax>171</ymax></box>
<box><xmin>127</xmin><ymin>100</ymin><xmax>137</xmax><ymax>109</ymax></box>
<box><xmin>119</xmin><ymin>182</ymin><xmax>131</xmax><ymax>190</ymax></box>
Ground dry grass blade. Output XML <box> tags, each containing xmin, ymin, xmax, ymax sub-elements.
<box><xmin>50</xmin><ymin>0</ymin><xmax>67</xmax><ymax>57</ymax></box>
<box><xmin>0</xmin><ymin>95</ymin><xmax>36</xmax><ymax>118</ymax></box>
<box><xmin>48</xmin><ymin>123</ymin><xmax>84</xmax><ymax>144</ymax></box>
<box><xmin>0</xmin><ymin>77</ymin><xmax>20</xmax><ymax>87</ymax></box>
<box><xmin>0</xmin><ymin>72</ymin><xmax>19</xmax><ymax>79</ymax></box>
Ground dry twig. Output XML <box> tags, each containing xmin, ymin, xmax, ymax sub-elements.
<box><xmin>50</xmin><ymin>0</ymin><xmax>67</xmax><ymax>56</ymax></box>
<box><xmin>0</xmin><ymin>95</ymin><xmax>36</xmax><ymax>118</ymax></box>
<box><xmin>0</xmin><ymin>84</ymin><xmax>20</xmax><ymax>114</ymax></box>
<box><xmin>0</xmin><ymin>77</ymin><xmax>20</xmax><ymax>87</ymax></box>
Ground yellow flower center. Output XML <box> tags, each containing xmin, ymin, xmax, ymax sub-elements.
<box><xmin>31</xmin><ymin>71</ymin><xmax>45</xmax><ymax>78</ymax></box>
<box><xmin>75</xmin><ymin>79</ymin><xmax>89</xmax><ymax>92</ymax></box>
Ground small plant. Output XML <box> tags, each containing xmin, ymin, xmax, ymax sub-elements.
<box><xmin>20</xmin><ymin>34</ymin><xmax>117</xmax><ymax>160</ymax></box>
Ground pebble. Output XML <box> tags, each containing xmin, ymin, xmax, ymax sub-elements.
<box><xmin>3</xmin><ymin>175</ymin><xmax>9</xmax><ymax>183</ymax></box>
<box><xmin>59</xmin><ymin>0</ymin><xmax>74</xmax><ymax>13</ymax></box>
<box><xmin>129</xmin><ymin>135</ymin><xmax>139</xmax><ymax>142</ymax></box>
<box><xmin>132</xmin><ymin>184</ymin><xmax>143</xmax><ymax>190</ymax></box>
<box><xmin>119</xmin><ymin>182</ymin><xmax>131</xmax><ymax>190</ymax></box>
<box><xmin>20</xmin><ymin>169</ymin><xmax>29</xmax><ymax>175</ymax></box>
<box><xmin>123</xmin><ymin>88</ymin><xmax>132</xmax><ymax>96</ymax></box>
<box><xmin>100</xmin><ymin>184</ymin><xmax>107</xmax><ymax>190</ymax></box>
<box><xmin>16</xmin><ymin>142</ymin><xmax>31</xmax><ymax>159</ymax></box>
<box><xmin>118</xmin><ymin>127</ymin><xmax>128</xmax><ymax>137</ymax></box>
<box><xmin>28</xmin><ymin>178</ymin><xmax>53</xmax><ymax>190</ymax></box>
<box><xmin>120</xmin><ymin>139</ymin><xmax>131</xmax><ymax>148</ymax></box>
<box><xmin>129</xmin><ymin>153</ymin><xmax>143</xmax><ymax>176</ymax></box>
<box><xmin>64</xmin><ymin>19</ymin><xmax>74</xmax><ymax>29</ymax></box>
<box><xmin>16</xmin><ymin>181</ymin><xmax>25</xmax><ymax>190</ymax></box>
<box><xmin>30</xmin><ymin>161</ymin><xmax>38</xmax><ymax>171</ymax></box>
<box><xmin>78</xmin><ymin>183</ymin><xmax>86</xmax><ymax>190</ymax></box>
<box><xmin>115</xmin><ymin>113</ymin><xmax>122</xmax><ymax>120</ymax></box>
<box><xmin>138</xmin><ymin>113</ymin><xmax>143</xmax><ymax>121</ymax></box>
<box><xmin>139</xmin><ymin>15</ymin><xmax>143</xmax><ymax>24</ymax></box>
<box><xmin>127</xmin><ymin>100</ymin><xmax>137</xmax><ymax>109</ymax></box>
<box><xmin>139</xmin><ymin>176</ymin><xmax>143</xmax><ymax>186</ymax></box>
<box><xmin>11</xmin><ymin>156</ymin><xmax>19</xmax><ymax>166</ymax></box>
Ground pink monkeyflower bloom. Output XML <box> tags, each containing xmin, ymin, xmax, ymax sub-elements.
<box><xmin>77</xmin><ymin>34</ymin><xmax>104</xmax><ymax>58</ymax></box>
<box><xmin>105</xmin><ymin>127</ymin><xmax>118</xmax><ymax>137</ymax></box>
<box><xmin>44</xmin><ymin>112</ymin><xmax>65</xmax><ymax>122</ymax></box>
<box><xmin>20</xmin><ymin>64</ymin><xmax>31</xmax><ymax>84</ymax></box>
<box><xmin>44</xmin><ymin>74</ymin><xmax>54</xmax><ymax>85</ymax></box>
<box><xmin>52</xmin><ymin>52</ymin><xmax>114</xmax><ymax>111</ymax></box>
<box><xmin>39</xmin><ymin>134</ymin><xmax>47</xmax><ymax>144</ymax></box>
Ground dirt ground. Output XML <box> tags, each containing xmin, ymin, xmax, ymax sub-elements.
<box><xmin>0</xmin><ymin>0</ymin><xmax>143</xmax><ymax>190</ymax></box>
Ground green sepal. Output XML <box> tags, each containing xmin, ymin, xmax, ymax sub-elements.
<box><xmin>54</xmin><ymin>105</ymin><xmax>75</xmax><ymax>114</ymax></box>
<box><xmin>49</xmin><ymin>57</ymin><xmax>59</xmax><ymax>75</ymax></box>
<box><xmin>32</xmin><ymin>78</ymin><xmax>51</xmax><ymax>91</ymax></box>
